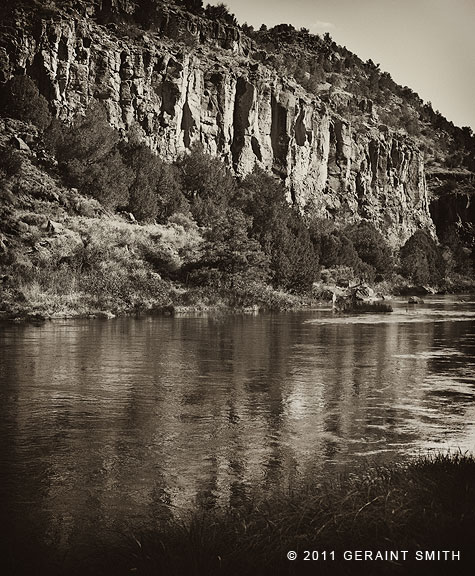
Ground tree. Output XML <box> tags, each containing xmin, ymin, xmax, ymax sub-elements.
<box><xmin>346</xmin><ymin>221</ymin><xmax>394</xmax><ymax>276</ymax></box>
<box><xmin>185</xmin><ymin>208</ymin><xmax>270</xmax><ymax>289</ymax></box>
<box><xmin>309</xmin><ymin>222</ymin><xmax>377</xmax><ymax>281</ymax></box>
<box><xmin>368</xmin><ymin>69</ymin><xmax>380</xmax><ymax>96</ymax></box>
<box><xmin>440</xmin><ymin>226</ymin><xmax>472</xmax><ymax>274</ymax></box>
<box><xmin>399</xmin><ymin>230</ymin><xmax>445</xmax><ymax>285</ymax></box>
<box><xmin>134</xmin><ymin>0</ymin><xmax>159</xmax><ymax>26</ymax></box>
<box><xmin>276</xmin><ymin>209</ymin><xmax>320</xmax><ymax>291</ymax></box>
<box><xmin>205</xmin><ymin>3</ymin><xmax>237</xmax><ymax>26</ymax></box>
<box><xmin>55</xmin><ymin>103</ymin><xmax>131</xmax><ymax>210</ymax></box>
<box><xmin>237</xmin><ymin>168</ymin><xmax>319</xmax><ymax>292</ymax></box>
<box><xmin>176</xmin><ymin>144</ymin><xmax>236</xmax><ymax>226</ymax></box>
<box><xmin>120</xmin><ymin>139</ymin><xmax>188</xmax><ymax>222</ymax></box>
<box><xmin>241</xmin><ymin>22</ymin><xmax>254</xmax><ymax>35</ymax></box>
<box><xmin>121</xmin><ymin>142</ymin><xmax>160</xmax><ymax>221</ymax></box>
<box><xmin>0</xmin><ymin>75</ymin><xmax>51</xmax><ymax>130</ymax></box>
<box><xmin>0</xmin><ymin>146</ymin><xmax>23</xmax><ymax>176</ymax></box>
<box><xmin>181</xmin><ymin>0</ymin><xmax>203</xmax><ymax>14</ymax></box>
<box><xmin>154</xmin><ymin>163</ymin><xmax>189</xmax><ymax>222</ymax></box>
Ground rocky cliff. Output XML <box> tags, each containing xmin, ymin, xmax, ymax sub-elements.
<box><xmin>428</xmin><ymin>170</ymin><xmax>475</xmax><ymax>242</ymax></box>
<box><xmin>0</xmin><ymin>0</ymin><xmax>433</xmax><ymax>245</ymax></box>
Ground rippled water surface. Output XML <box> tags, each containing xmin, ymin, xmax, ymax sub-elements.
<box><xmin>1</xmin><ymin>296</ymin><xmax>475</xmax><ymax>549</ymax></box>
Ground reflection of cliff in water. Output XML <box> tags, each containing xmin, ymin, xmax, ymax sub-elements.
<box><xmin>1</xmin><ymin>304</ymin><xmax>474</xmax><ymax>547</ymax></box>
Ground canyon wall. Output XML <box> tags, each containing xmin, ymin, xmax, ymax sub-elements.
<box><xmin>0</xmin><ymin>2</ymin><xmax>433</xmax><ymax>245</ymax></box>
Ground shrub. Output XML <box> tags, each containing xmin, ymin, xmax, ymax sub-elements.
<box><xmin>310</xmin><ymin>223</ymin><xmax>377</xmax><ymax>282</ymax></box>
<box><xmin>181</xmin><ymin>0</ymin><xmax>203</xmax><ymax>14</ymax></box>
<box><xmin>241</xmin><ymin>22</ymin><xmax>254</xmax><ymax>36</ymax></box>
<box><xmin>346</xmin><ymin>221</ymin><xmax>394</xmax><ymax>276</ymax></box>
<box><xmin>399</xmin><ymin>230</ymin><xmax>445</xmax><ymax>285</ymax></box>
<box><xmin>183</xmin><ymin>208</ymin><xmax>270</xmax><ymax>289</ymax></box>
<box><xmin>0</xmin><ymin>75</ymin><xmax>51</xmax><ymax>130</ymax></box>
<box><xmin>0</xmin><ymin>146</ymin><xmax>23</xmax><ymax>176</ymax></box>
<box><xmin>237</xmin><ymin>168</ymin><xmax>319</xmax><ymax>292</ymax></box>
<box><xmin>272</xmin><ymin>209</ymin><xmax>320</xmax><ymax>291</ymax></box>
<box><xmin>120</xmin><ymin>140</ymin><xmax>188</xmax><ymax>223</ymax></box>
<box><xmin>155</xmin><ymin>163</ymin><xmax>189</xmax><ymax>222</ymax></box>
<box><xmin>439</xmin><ymin>225</ymin><xmax>473</xmax><ymax>275</ymax></box>
<box><xmin>204</xmin><ymin>3</ymin><xmax>237</xmax><ymax>26</ymax></box>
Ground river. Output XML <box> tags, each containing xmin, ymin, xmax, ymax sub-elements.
<box><xmin>1</xmin><ymin>296</ymin><xmax>474</xmax><ymax>566</ymax></box>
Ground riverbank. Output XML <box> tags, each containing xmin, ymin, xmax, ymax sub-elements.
<box><xmin>3</xmin><ymin>280</ymin><xmax>474</xmax><ymax>323</ymax></box>
<box><xmin>5</xmin><ymin>453</ymin><xmax>474</xmax><ymax>576</ymax></box>
<box><xmin>3</xmin><ymin>267</ymin><xmax>475</xmax><ymax>323</ymax></box>
<box><xmin>0</xmin><ymin>142</ymin><xmax>318</xmax><ymax>320</ymax></box>
<box><xmin>1</xmin><ymin>125</ymin><xmax>474</xmax><ymax>322</ymax></box>
<box><xmin>0</xmin><ymin>279</ymin><xmax>319</xmax><ymax>323</ymax></box>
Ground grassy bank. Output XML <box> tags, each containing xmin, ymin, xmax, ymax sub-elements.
<box><xmin>122</xmin><ymin>452</ymin><xmax>475</xmax><ymax>576</ymax></box>
<box><xmin>0</xmin><ymin>208</ymin><xmax>311</xmax><ymax>321</ymax></box>
<box><xmin>5</xmin><ymin>453</ymin><xmax>475</xmax><ymax>576</ymax></box>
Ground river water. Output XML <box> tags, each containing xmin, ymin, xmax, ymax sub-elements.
<box><xmin>1</xmin><ymin>296</ymin><xmax>475</xmax><ymax>562</ymax></box>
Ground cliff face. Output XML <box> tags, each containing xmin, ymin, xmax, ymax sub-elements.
<box><xmin>428</xmin><ymin>170</ymin><xmax>475</xmax><ymax>242</ymax></box>
<box><xmin>0</xmin><ymin>2</ymin><xmax>433</xmax><ymax>245</ymax></box>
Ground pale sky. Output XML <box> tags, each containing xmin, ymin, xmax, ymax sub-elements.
<box><xmin>207</xmin><ymin>0</ymin><xmax>475</xmax><ymax>131</ymax></box>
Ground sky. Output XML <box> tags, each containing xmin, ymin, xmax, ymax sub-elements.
<box><xmin>207</xmin><ymin>0</ymin><xmax>475</xmax><ymax>131</ymax></box>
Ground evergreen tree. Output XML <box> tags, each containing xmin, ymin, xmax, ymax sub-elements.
<box><xmin>0</xmin><ymin>75</ymin><xmax>51</xmax><ymax>130</ymax></box>
<box><xmin>55</xmin><ymin>103</ymin><xmax>131</xmax><ymax>210</ymax></box>
<box><xmin>120</xmin><ymin>139</ymin><xmax>188</xmax><ymax>222</ymax></box>
<box><xmin>205</xmin><ymin>3</ymin><xmax>237</xmax><ymax>26</ymax></box>
<box><xmin>181</xmin><ymin>0</ymin><xmax>203</xmax><ymax>14</ymax></box>
<box><xmin>176</xmin><ymin>144</ymin><xmax>236</xmax><ymax>226</ymax></box>
<box><xmin>237</xmin><ymin>168</ymin><xmax>319</xmax><ymax>292</ymax></box>
<box><xmin>186</xmin><ymin>208</ymin><xmax>269</xmax><ymax>289</ymax></box>
<box><xmin>346</xmin><ymin>221</ymin><xmax>394</xmax><ymax>276</ymax></box>
<box><xmin>400</xmin><ymin>230</ymin><xmax>445</xmax><ymax>285</ymax></box>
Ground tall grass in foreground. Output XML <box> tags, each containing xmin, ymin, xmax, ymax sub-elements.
<box><xmin>6</xmin><ymin>453</ymin><xmax>473</xmax><ymax>576</ymax></box>
<box><xmin>121</xmin><ymin>452</ymin><xmax>474</xmax><ymax>576</ymax></box>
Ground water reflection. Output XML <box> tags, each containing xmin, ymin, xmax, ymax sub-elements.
<box><xmin>0</xmin><ymin>298</ymin><xmax>474</xmax><ymax>553</ymax></box>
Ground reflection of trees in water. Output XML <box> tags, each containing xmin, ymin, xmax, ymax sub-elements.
<box><xmin>0</xmin><ymin>321</ymin><xmax>135</xmax><ymax>560</ymax></box>
<box><xmin>425</xmin><ymin>318</ymin><xmax>475</xmax><ymax>419</ymax></box>
<box><xmin>1</xmin><ymin>310</ymin><xmax>473</xmax><ymax>551</ymax></box>
<box><xmin>284</xmin><ymin>318</ymin><xmax>436</xmax><ymax>475</ymax></box>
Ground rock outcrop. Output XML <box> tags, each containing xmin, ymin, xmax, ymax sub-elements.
<box><xmin>428</xmin><ymin>170</ymin><xmax>475</xmax><ymax>242</ymax></box>
<box><xmin>0</xmin><ymin>1</ymin><xmax>433</xmax><ymax>245</ymax></box>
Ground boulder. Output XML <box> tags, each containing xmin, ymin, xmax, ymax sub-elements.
<box><xmin>408</xmin><ymin>296</ymin><xmax>424</xmax><ymax>304</ymax></box>
<box><xmin>11</xmin><ymin>135</ymin><xmax>30</xmax><ymax>152</ymax></box>
<box><xmin>46</xmin><ymin>220</ymin><xmax>63</xmax><ymax>234</ymax></box>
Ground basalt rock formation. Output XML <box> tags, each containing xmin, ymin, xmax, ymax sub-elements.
<box><xmin>0</xmin><ymin>0</ymin><xmax>433</xmax><ymax>246</ymax></box>
<box><xmin>428</xmin><ymin>170</ymin><xmax>475</xmax><ymax>244</ymax></box>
